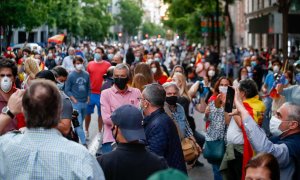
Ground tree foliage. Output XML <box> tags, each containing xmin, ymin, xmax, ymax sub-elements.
<box><xmin>116</xmin><ymin>0</ymin><xmax>143</xmax><ymax>37</ymax></box>
<box><xmin>142</xmin><ymin>22</ymin><xmax>166</xmax><ymax>38</ymax></box>
<box><xmin>0</xmin><ymin>0</ymin><xmax>113</xmax><ymax>45</ymax></box>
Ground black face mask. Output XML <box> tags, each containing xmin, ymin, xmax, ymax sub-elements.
<box><xmin>111</xmin><ymin>62</ymin><xmax>117</xmax><ymax>66</ymax></box>
<box><xmin>166</xmin><ymin>96</ymin><xmax>178</xmax><ymax>106</ymax></box>
<box><xmin>114</xmin><ymin>77</ymin><xmax>129</xmax><ymax>90</ymax></box>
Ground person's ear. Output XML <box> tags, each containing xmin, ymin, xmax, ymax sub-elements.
<box><xmin>289</xmin><ymin>121</ymin><xmax>299</xmax><ymax>130</ymax></box>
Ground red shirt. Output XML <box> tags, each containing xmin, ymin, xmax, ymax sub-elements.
<box><xmin>87</xmin><ymin>61</ymin><xmax>111</xmax><ymax>94</ymax></box>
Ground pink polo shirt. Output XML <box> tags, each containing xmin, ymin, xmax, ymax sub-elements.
<box><xmin>100</xmin><ymin>85</ymin><xmax>141</xmax><ymax>143</ymax></box>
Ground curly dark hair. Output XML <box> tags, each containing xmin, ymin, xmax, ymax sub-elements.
<box><xmin>0</xmin><ymin>57</ymin><xmax>18</xmax><ymax>77</ymax></box>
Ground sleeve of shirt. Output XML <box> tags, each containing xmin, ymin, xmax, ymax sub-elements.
<box><xmin>243</xmin><ymin>115</ymin><xmax>290</xmax><ymax>168</ymax></box>
<box><xmin>264</xmin><ymin>74</ymin><xmax>270</xmax><ymax>86</ymax></box>
<box><xmin>100</xmin><ymin>91</ymin><xmax>113</xmax><ymax>126</ymax></box>
<box><xmin>64</xmin><ymin>75</ymin><xmax>73</xmax><ymax>98</ymax></box>
<box><xmin>61</xmin><ymin>97</ymin><xmax>73</xmax><ymax>120</ymax></box>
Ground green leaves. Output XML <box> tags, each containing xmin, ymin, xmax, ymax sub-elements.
<box><xmin>116</xmin><ymin>0</ymin><xmax>143</xmax><ymax>37</ymax></box>
<box><xmin>142</xmin><ymin>22</ymin><xmax>165</xmax><ymax>38</ymax></box>
<box><xmin>0</xmin><ymin>0</ymin><xmax>113</xmax><ymax>42</ymax></box>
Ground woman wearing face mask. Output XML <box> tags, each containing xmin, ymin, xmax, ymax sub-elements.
<box><xmin>204</xmin><ymin>77</ymin><xmax>232</xmax><ymax>180</ymax></box>
<box><xmin>150</xmin><ymin>61</ymin><xmax>168</xmax><ymax>85</ymax></box>
<box><xmin>64</xmin><ymin>56</ymin><xmax>90</xmax><ymax>147</ymax></box>
<box><xmin>163</xmin><ymin>82</ymin><xmax>195</xmax><ymax>140</ymax></box>
<box><xmin>167</xmin><ymin>65</ymin><xmax>185</xmax><ymax>82</ymax></box>
<box><xmin>233</xmin><ymin>67</ymin><xmax>249</xmax><ymax>88</ymax></box>
<box><xmin>206</xmin><ymin>65</ymin><xmax>219</xmax><ymax>89</ymax></box>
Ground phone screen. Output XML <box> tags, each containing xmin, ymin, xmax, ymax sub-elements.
<box><xmin>225</xmin><ymin>86</ymin><xmax>235</xmax><ymax>113</ymax></box>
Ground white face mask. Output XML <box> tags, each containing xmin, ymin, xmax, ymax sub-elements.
<box><xmin>269</xmin><ymin>116</ymin><xmax>289</xmax><ymax>137</ymax></box>
<box><xmin>241</xmin><ymin>75</ymin><xmax>247</xmax><ymax>80</ymax></box>
<box><xmin>219</xmin><ymin>86</ymin><xmax>228</xmax><ymax>94</ymax></box>
<box><xmin>273</xmin><ymin>65</ymin><xmax>280</xmax><ymax>73</ymax></box>
<box><xmin>1</xmin><ymin>76</ymin><xmax>12</xmax><ymax>93</ymax></box>
<box><xmin>151</xmin><ymin>67</ymin><xmax>157</xmax><ymax>74</ymax></box>
<box><xmin>208</xmin><ymin>70</ymin><xmax>215</xmax><ymax>77</ymax></box>
<box><xmin>75</xmin><ymin>64</ymin><xmax>84</xmax><ymax>71</ymax></box>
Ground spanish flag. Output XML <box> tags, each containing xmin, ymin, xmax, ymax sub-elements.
<box><xmin>241</xmin><ymin>95</ymin><xmax>265</xmax><ymax>180</ymax></box>
<box><xmin>195</xmin><ymin>52</ymin><xmax>202</xmax><ymax>66</ymax></box>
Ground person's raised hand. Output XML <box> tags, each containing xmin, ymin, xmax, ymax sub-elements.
<box><xmin>7</xmin><ymin>89</ymin><xmax>25</xmax><ymax>115</ymax></box>
<box><xmin>233</xmin><ymin>88</ymin><xmax>249</xmax><ymax>119</ymax></box>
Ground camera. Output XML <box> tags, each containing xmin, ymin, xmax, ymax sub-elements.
<box><xmin>71</xmin><ymin>110</ymin><xmax>80</xmax><ymax>128</ymax></box>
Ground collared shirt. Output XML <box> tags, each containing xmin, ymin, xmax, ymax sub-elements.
<box><xmin>243</xmin><ymin>116</ymin><xmax>294</xmax><ymax>180</ymax></box>
<box><xmin>0</xmin><ymin>128</ymin><xmax>105</xmax><ymax>180</ymax></box>
<box><xmin>101</xmin><ymin>85</ymin><xmax>141</xmax><ymax>143</ymax></box>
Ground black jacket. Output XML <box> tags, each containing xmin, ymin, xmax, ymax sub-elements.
<box><xmin>143</xmin><ymin>108</ymin><xmax>187</xmax><ymax>174</ymax></box>
<box><xmin>97</xmin><ymin>143</ymin><xmax>168</xmax><ymax>180</ymax></box>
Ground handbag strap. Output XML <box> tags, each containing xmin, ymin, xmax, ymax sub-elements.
<box><xmin>164</xmin><ymin>103</ymin><xmax>184</xmax><ymax>140</ymax></box>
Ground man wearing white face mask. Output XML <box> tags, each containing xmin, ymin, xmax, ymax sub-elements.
<box><xmin>233</xmin><ymin>88</ymin><xmax>300</xmax><ymax>180</ymax></box>
<box><xmin>65</xmin><ymin>56</ymin><xmax>90</xmax><ymax>146</ymax></box>
<box><xmin>0</xmin><ymin>58</ymin><xmax>19</xmax><ymax>134</ymax></box>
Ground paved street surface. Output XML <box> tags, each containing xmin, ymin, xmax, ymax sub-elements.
<box><xmin>86</xmin><ymin>108</ymin><xmax>213</xmax><ymax>180</ymax></box>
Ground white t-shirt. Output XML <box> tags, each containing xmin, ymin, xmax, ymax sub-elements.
<box><xmin>226</xmin><ymin>117</ymin><xmax>244</xmax><ymax>144</ymax></box>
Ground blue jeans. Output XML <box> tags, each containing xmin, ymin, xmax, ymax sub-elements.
<box><xmin>96</xmin><ymin>142</ymin><xmax>113</xmax><ymax>156</ymax></box>
<box><xmin>72</xmin><ymin>102</ymin><xmax>87</xmax><ymax>145</ymax></box>
<box><xmin>262</xmin><ymin>96</ymin><xmax>273</xmax><ymax>136</ymax></box>
<box><xmin>212</xmin><ymin>164</ymin><xmax>222</xmax><ymax>180</ymax></box>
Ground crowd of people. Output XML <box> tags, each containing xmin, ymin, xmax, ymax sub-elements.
<box><xmin>0</xmin><ymin>41</ymin><xmax>300</xmax><ymax>180</ymax></box>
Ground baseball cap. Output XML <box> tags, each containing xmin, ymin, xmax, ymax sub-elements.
<box><xmin>111</xmin><ymin>104</ymin><xmax>146</xmax><ymax>142</ymax></box>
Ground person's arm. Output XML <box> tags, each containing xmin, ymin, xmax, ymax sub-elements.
<box><xmin>57</xmin><ymin>97</ymin><xmax>72</xmax><ymax>135</ymax></box>
<box><xmin>87</xmin><ymin>75</ymin><xmax>91</xmax><ymax>104</ymax></box>
<box><xmin>100</xmin><ymin>91</ymin><xmax>113</xmax><ymax>127</ymax></box>
<box><xmin>234</xmin><ymin>88</ymin><xmax>290</xmax><ymax>168</ymax></box>
<box><xmin>64</xmin><ymin>75</ymin><xmax>77</xmax><ymax>104</ymax></box>
<box><xmin>0</xmin><ymin>90</ymin><xmax>25</xmax><ymax>135</ymax></box>
<box><xmin>57</xmin><ymin>119</ymin><xmax>71</xmax><ymax>135</ymax></box>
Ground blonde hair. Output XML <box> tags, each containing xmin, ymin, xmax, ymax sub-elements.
<box><xmin>173</xmin><ymin>72</ymin><xmax>190</xmax><ymax>101</ymax></box>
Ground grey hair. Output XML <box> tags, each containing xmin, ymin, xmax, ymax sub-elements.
<box><xmin>114</xmin><ymin>63</ymin><xmax>130</xmax><ymax>77</ymax></box>
<box><xmin>143</xmin><ymin>83</ymin><xmax>166</xmax><ymax>107</ymax></box>
<box><xmin>284</xmin><ymin>102</ymin><xmax>300</xmax><ymax>124</ymax></box>
<box><xmin>162</xmin><ymin>82</ymin><xmax>179</xmax><ymax>94</ymax></box>
<box><xmin>68</xmin><ymin>47</ymin><xmax>75</xmax><ymax>53</ymax></box>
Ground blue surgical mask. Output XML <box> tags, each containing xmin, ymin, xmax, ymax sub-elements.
<box><xmin>94</xmin><ymin>53</ymin><xmax>101</xmax><ymax>61</ymax></box>
<box><xmin>108</xmin><ymin>54</ymin><xmax>114</xmax><ymax>60</ymax></box>
<box><xmin>251</xmin><ymin>61</ymin><xmax>257</xmax><ymax>67</ymax></box>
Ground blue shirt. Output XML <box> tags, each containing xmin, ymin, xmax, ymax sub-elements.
<box><xmin>0</xmin><ymin>128</ymin><xmax>104</xmax><ymax>180</ymax></box>
<box><xmin>264</xmin><ymin>72</ymin><xmax>275</xmax><ymax>93</ymax></box>
<box><xmin>65</xmin><ymin>70</ymin><xmax>90</xmax><ymax>102</ymax></box>
<box><xmin>243</xmin><ymin>116</ymin><xmax>297</xmax><ymax>180</ymax></box>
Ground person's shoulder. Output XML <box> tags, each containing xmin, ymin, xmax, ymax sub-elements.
<box><xmin>129</xmin><ymin>87</ymin><xmax>141</xmax><ymax>94</ymax></box>
<box><xmin>0</xmin><ymin>131</ymin><xmax>23</xmax><ymax>144</ymax></box>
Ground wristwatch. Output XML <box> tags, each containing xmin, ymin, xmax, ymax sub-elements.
<box><xmin>2</xmin><ymin>106</ymin><xmax>15</xmax><ymax>119</ymax></box>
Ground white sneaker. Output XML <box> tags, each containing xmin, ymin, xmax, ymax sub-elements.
<box><xmin>85</xmin><ymin>131</ymin><xmax>89</xmax><ymax>140</ymax></box>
